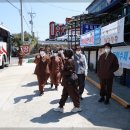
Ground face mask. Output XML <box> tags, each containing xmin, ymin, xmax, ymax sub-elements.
<box><xmin>76</xmin><ymin>51</ymin><xmax>81</xmax><ymax>55</ymax></box>
<box><xmin>105</xmin><ymin>48</ymin><xmax>110</xmax><ymax>53</ymax></box>
<box><xmin>40</xmin><ymin>51</ymin><xmax>45</xmax><ymax>57</ymax></box>
<box><xmin>53</xmin><ymin>53</ymin><xmax>57</xmax><ymax>56</ymax></box>
<box><xmin>59</xmin><ymin>50</ymin><xmax>63</xmax><ymax>54</ymax></box>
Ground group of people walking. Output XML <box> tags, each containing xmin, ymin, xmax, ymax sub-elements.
<box><xmin>34</xmin><ymin>45</ymin><xmax>88</xmax><ymax>113</ymax></box>
<box><xmin>33</xmin><ymin>42</ymin><xmax>119</xmax><ymax>113</ymax></box>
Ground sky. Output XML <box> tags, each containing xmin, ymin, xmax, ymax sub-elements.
<box><xmin>0</xmin><ymin>0</ymin><xmax>92</xmax><ymax>41</ymax></box>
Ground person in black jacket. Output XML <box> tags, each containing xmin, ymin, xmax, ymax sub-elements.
<box><xmin>97</xmin><ymin>43</ymin><xmax>119</xmax><ymax>104</ymax></box>
<box><xmin>53</xmin><ymin>49</ymin><xmax>82</xmax><ymax>113</ymax></box>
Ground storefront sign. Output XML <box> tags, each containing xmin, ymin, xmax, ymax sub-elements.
<box><xmin>81</xmin><ymin>24</ymin><xmax>99</xmax><ymax>34</ymax></box>
<box><xmin>80</xmin><ymin>30</ymin><xmax>94</xmax><ymax>46</ymax></box>
<box><xmin>21</xmin><ymin>45</ymin><xmax>30</xmax><ymax>54</ymax></box>
<box><xmin>101</xmin><ymin>17</ymin><xmax>125</xmax><ymax>45</ymax></box>
<box><xmin>94</xmin><ymin>27</ymin><xmax>101</xmax><ymax>45</ymax></box>
<box><xmin>112</xmin><ymin>46</ymin><xmax>130</xmax><ymax>69</ymax></box>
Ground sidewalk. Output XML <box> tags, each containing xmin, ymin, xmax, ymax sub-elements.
<box><xmin>86</xmin><ymin>70</ymin><xmax>130</xmax><ymax>108</ymax></box>
<box><xmin>0</xmin><ymin>61</ymin><xmax>130</xmax><ymax>129</ymax></box>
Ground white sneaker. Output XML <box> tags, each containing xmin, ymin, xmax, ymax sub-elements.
<box><xmin>71</xmin><ymin>107</ymin><xmax>82</xmax><ymax>113</ymax></box>
<box><xmin>53</xmin><ymin>107</ymin><xmax>64</xmax><ymax>113</ymax></box>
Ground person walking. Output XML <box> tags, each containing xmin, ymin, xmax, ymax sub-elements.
<box><xmin>74</xmin><ymin>45</ymin><xmax>88</xmax><ymax>100</ymax></box>
<box><xmin>49</xmin><ymin>50</ymin><xmax>63</xmax><ymax>90</ymax></box>
<box><xmin>18</xmin><ymin>47</ymin><xmax>24</xmax><ymax>66</ymax></box>
<box><xmin>97</xmin><ymin>43</ymin><xmax>119</xmax><ymax>104</ymax></box>
<box><xmin>34</xmin><ymin>47</ymin><xmax>50</xmax><ymax>96</ymax></box>
<box><xmin>53</xmin><ymin>49</ymin><xmax>81</xmax><ymax>113</ymax></box>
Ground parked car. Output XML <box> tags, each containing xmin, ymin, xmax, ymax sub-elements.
<box><xmin>57</xmin><ymin>34</ymin><xmax>80</xmax><ymax>42</ymax></box>
<box><xmin>45</xmin><ymin>38</ymin><xmax>56</xmax><ymax>41</ymax></box>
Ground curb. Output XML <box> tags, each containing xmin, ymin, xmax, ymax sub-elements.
<box><xmin>86</xmin><ymin>76</ymin><xmax>130</xmax><ymax>108</ymax></box>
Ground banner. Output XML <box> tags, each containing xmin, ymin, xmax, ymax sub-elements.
<box><xmin>21</xmin><ymin>45</ymin><xmax>30</xmax><ymax>54</ymax></box>
<box><xmin>101</xmin><ymin>17</ymin><xmax>124</xmax><ymax>45</ymax></box>
<box><xmin>94</xmin><ymin>27</ymin><xmax>101</xmax><ymax>45</ymax></box>
<box><xmin>112</xmin><ymin>46</ymin><xmax>130</xmax><ymax>69</ymax></box>
<box><xmin>80</xmin><ymin>30</ymin><xmax>94</xmax><ymax>46</ymax></box>
<box><xmin>81</xmin><ymin>24</ymin><xmax>99</xmax><ymax>34</ymax></box>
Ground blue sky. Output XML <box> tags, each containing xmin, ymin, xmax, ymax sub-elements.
<box><xmin>0</xmin><ymin>1</ymin><xmax>91</xmax><ymax>41</ymax></box>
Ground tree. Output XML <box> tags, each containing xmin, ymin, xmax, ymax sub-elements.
<box><xmin>12</xmin><ymin>31</ymin><xmax>37</xmax><ymax>47</ymax></box>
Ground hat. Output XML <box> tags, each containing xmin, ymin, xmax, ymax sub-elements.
<box><xmin>103</xmin><ymin>43</ymin><xmax>112</xmax><ymax>48</ymax></box>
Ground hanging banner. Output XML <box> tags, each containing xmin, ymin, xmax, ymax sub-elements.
<box><xmin>80</xmin><ymin>30</ymin><xmax>94</xmax><ymax>46</ymax></box>
<box><xmin>81</xmin><ymin>24</ymin><xmax>100</xmax><ymax>34</ymax></box>
<box><xmin>94</xmin><ymin>27</ymin><xmax>101</xmax><ymax>45</ymax></box>
<box><xmin>101</xmin><ymin>17</ymin><xmax>125</xmax><ymax>45</ymax></box>
<box><xmin>112</xmin><ymin>46</ymin><xmax>130</xmax><ymax>69</ymax></box>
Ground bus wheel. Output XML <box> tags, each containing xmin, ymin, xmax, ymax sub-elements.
<box><xmin>0</xmin><ymin>58</ymin><xmax>5</xmax><ymax>69</ymax></box>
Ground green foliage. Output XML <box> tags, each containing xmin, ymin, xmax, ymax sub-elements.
<box><xmin>12</xmin><ymin>31</ymin><xmax>38</xmax><ymax>47</ymax></box>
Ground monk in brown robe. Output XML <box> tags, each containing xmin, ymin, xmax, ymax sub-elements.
<box><xmin>54</xmin><ymin>49</ymin><xmax>82</xmax><ymax>113</ymax></box>
<box><xmin>34</xmin><ymin>47</ymin><xmax>50</xmax><ymax>96</ymax></box>
<box><xmin>49</xmin><ymin>50</ymin><xmax>63</xmax><ymax>90</ymax></box>
<box><xmin>18</xmin><ymin>48</ymin><xmax>24</xmax><ymax>66</ymax></box>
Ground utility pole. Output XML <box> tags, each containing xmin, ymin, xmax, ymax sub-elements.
<box><xmin>28</xmin><ymin>10</ymin><xmax>36</xmax><ymax>38</ymax></box>
<box><xmin>20</xmin><ymin>0</ymin><xmax>24</xmax><ymax>45</ymax></box>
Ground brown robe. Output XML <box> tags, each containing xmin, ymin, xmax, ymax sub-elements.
<box><xmin>97</xmin><ymin>52</ymin><xmax>119</xmax><ymax>79</ymax></box>
<box><xmin>34</xmin><ymin>55</ymin><xmax>50</xmax><ymax>92</ymax></box>
<box><xmin>49</xmin><ymin>55</ymin><xmax>63</xmax><ymax>86</ymax></box>
<box><xmin>97</xmin><ymin>52</ymin><xmax>119</xmax><ymax>99</ymax></box>
<box><xmin>59</xmin><ymin>58</ymin><xmax>80</xmax><ymax>108</ymax></box>
<box><xmin>18</xmin><ymin>51</ymin><xmax>24</xmax><ymax>66</ymax></box>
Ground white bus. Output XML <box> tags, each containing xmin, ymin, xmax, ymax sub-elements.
<box><xmin>0</xmin><ymin>25</ymin><xmax>11</xmax><ymax>69</ymax></box>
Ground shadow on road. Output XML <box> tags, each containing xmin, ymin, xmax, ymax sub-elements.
<box><xmin>22</xmin><ymin>81</ymin><xmax>38</xmax><ymax>87</ymax></box>
<box><xmin>30</xmin><ymin>81</ymin><xmax>130</xmax><ymax>129</ymax></box>
<box><xmin>14</xmin><ymin>90</ymin><xmax>39</xmax><ymax>104</ymax></box>
<box><xmin>31</xmin><ymin>109</ymin><xmax>75</xmax><ymax>124</ymax></box>
<box><xmin>50</xmin><ymin>97</ymin><xmax>72</xmax><ymax>105</ymax></box>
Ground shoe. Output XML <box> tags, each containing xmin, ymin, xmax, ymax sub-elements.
<box><xmin>55</xmin><ymin>86</ymin><xmax>58</xmax><ymax>90</ymax></box>
<box><xmin>53</xmin><ymin>107</ymin><xmax>64</xmax><ymax>113</ymax></box>
<box><xmin>104</xmin><ymin>99</ymin><xmax>109</xmax><ymax>104</ymax></box>
<box><xmin>39</xmin><ymin>91</ymin><xmax>44</xmax><ymax>96</ymax></box>
<box><xmin>98</xmin><ymin>97</ymin><xmax>104</xmax><ymax>102</ymax></box>
<box><xmin>71</xmin><ymin>107</ymin><xmax>82</xmax><ymax>113</ymax></box>
<box><xmin>80</xmin><ymin>96</ymin><xmax>83</xmax><ymax>100</ymax></box>
<box><xmin>51</xmin><ymin>84</ymin><xmax>53</xmax><ymax>88</ymax></box>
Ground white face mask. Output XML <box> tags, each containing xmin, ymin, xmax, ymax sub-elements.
<box><xmin>59</xmin><ymin>50</ymin><xmax>63</xmax><ymax>54</ymax></box>
<box><xmin>76</xmin><ymin>51</ymin><xmax>81</xmax><ymax>55</ymax></box>
<box><xmin>53</xmin><ymin>53</ymin><xmax>57</xmax><ymax>56</ymax></box>
<box><xmin>40</xmin><ymin>51</ymin><xmax>45</xmax><ymax>57</ymax></box>
<box><xmin>105</xmin><ymin>48</ymin><xmax>110</xmax><ymax>53</ymax></box>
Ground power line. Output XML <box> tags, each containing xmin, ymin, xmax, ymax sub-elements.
<box><xmin>22</xmin><ymin>1</ymin><xmax>32</xmax><ymax>30</ymax></box>
<box><xmin>46</xmin><ymin>3</ymin><xmax>81</xmax><ymax>12</ymax></box>
<box><xmin>6</xmin><ymin>0</ymin><xmax>31</xmax><ymax>32</ymax></box>
<box><xmin>23</xmin><ymin>15</ymin><xmax>31</xmax><ymax>30</ymax></box>
<box><xmin>6</xmin><ymin>0</ymin><xmax>19</xmax><ymax>11</ymax></box>
<box><xmin>28</xmin><ymin>10</ymin><xmax>36</xmax><ymax>37</ymax></box>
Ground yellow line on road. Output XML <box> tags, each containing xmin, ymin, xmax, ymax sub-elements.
<box><xmin>86</xmin><ymin>76</ymin><xmax>130</xmax><ymax>108</ymax></box>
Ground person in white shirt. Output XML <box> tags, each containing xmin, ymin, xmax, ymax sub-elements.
<box><xmin>74</xmin><ymin>45</ymin><xmax>88</xmax><ymax>100</ymax></box>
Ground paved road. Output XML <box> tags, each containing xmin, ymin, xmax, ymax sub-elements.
<box><xmin>0</xmin><ymin>62</ymin><xmax>130</xmax><ymax>130</ymax></box>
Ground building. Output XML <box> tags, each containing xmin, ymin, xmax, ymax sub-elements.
<box><xmin>79</xmin><ymin>0</ymin><xmax>130</xmax><ymax>87</ymax></box>
<box><xmin>49</xmin><ymin>21</ymin><xmax>66</xmax><ymax>39</ymax></box>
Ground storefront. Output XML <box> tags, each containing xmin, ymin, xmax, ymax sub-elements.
<box><xmin>80</xmin><ymin>15</ymin><xmax>130</xmax><ymax>87</ymax></box>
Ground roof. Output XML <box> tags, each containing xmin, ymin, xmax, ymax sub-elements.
<box><xmin>86</xmin><ymin>0</ymin><xmax>96</xmax><ymax>10</ymax></box>
<box><xmin>0</xmin><ymin>24</ymin><xmax>10</xmax><ymax>32</ymax></box>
